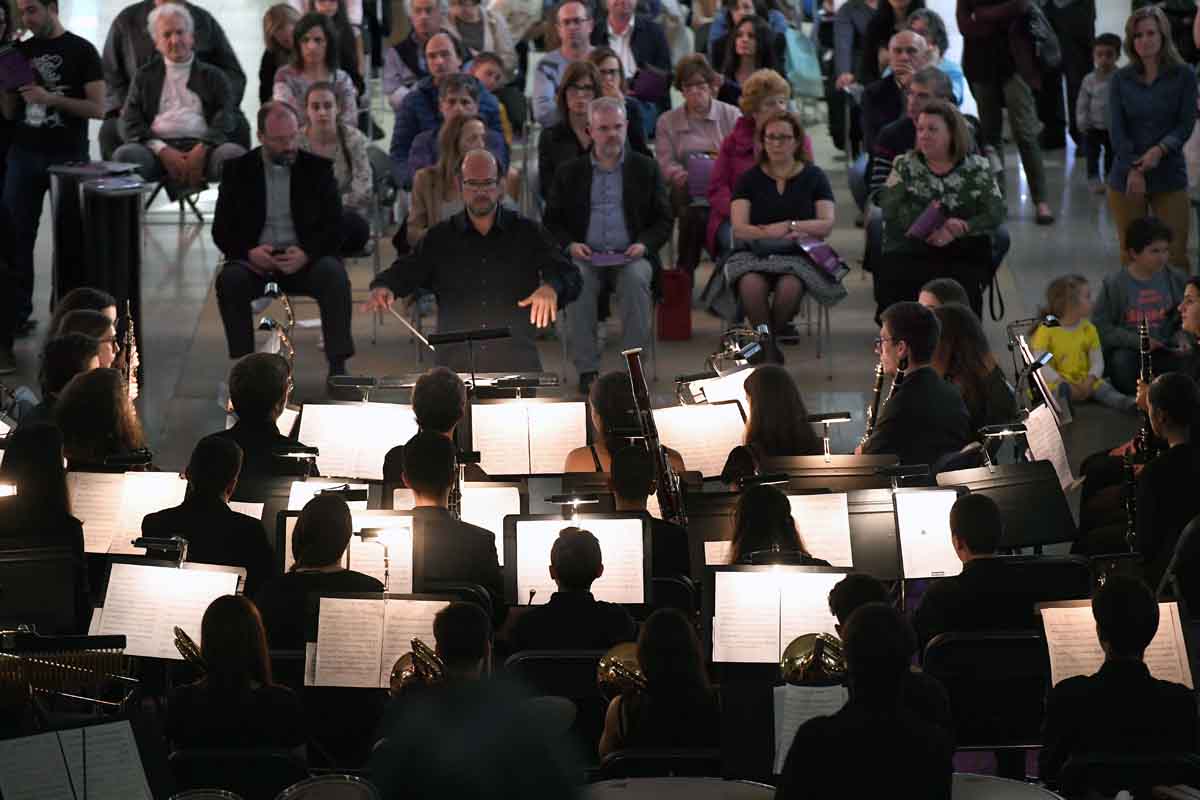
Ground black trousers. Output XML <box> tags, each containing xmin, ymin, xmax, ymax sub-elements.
<box><xmin>340</xmin><ymin>209</ymin><xmax>371</xmax><ymax>256</ymax></box>
<box><xmin>1083</xmin><ymin>129</ymin><xmax>1114</xmax><ymax>180</ymax></box>
<box><xmin>874</xmin><ymin>238</ymin><xmax>992</xmax><ymax>319</ymax></box>
<box><xmin>215</xmin><ymin>256</ymin><xmax>354</xmax><ymax>363</ymax></box>
<box><xmin>1037</xmin><ymin>0</ymin><xmax>1096</xmax><ymax>145</ymax></box>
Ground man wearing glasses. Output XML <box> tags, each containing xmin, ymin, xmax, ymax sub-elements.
<box><xmin>856</xmin><ymin>301</ymin><xmax>971</xmax><ymax>466</ymax></box>
<box><xmin>532</xmin><ymin>0</ymin><xmax>594</xmax><ymax>126</ymax></box>
<box><xmin>365</xmin><ymin>149</ymin><xmax>581</xmax><ymax>373</ymax></box>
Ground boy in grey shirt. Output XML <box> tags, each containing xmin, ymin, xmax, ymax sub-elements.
<box><xmin>1076</xmin><ymin>33</ymin><xmax>1121</xmax><ymax>193</ymax></box>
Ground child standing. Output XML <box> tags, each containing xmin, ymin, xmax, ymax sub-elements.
<box><xmin>1033</xmin><ymin>274</ymin><xmax>1135</xmax><ymax>412</ymax></box>
<box><xmin>1076</xmin><ymin>33</ymin><xmax>1121</xmax><ymax>194</ymax></box>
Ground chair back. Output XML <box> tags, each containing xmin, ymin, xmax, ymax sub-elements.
<box><xmin>0</xmin><ymin>545</ymin><xmax>79</xmax><ymax>633</ymax></box>
<box><xmin>169</xmin><ymin>748</ymin><xmax>309</xmax><ymax>800</ymax></box>
<box><xmin>274</xmin><ymin>774</ymin><xmax>380</xmax><ymax>800</ymax></box>
<box><xmin>596</xmin><ymin>748</ymin><xmax>721</xmax><ymax>780</ymax></box>
<box><xmin>651</xmin><ymin>576</ymin><xmax>697</xmax><ymax>614</ymax></box>
<box><xmin>419</xmin><ymin>580</ymin><xmax>493</xmax><ymax>622</ymax></box>
<box><xmin>951</xmin><ymin>773</ymin><xmax>1065</xmax><ymax>799</ymax></box>
<box><xmin>1159</xmin><ymin>513</ymin><xmax>1200</xmax><ymax>601</ymax></box>
<box><xmin>922</xmin><ymin>631</ymin><xmax>1049</xmax><ymax>750</ymax></box>
<box><xmin>1058</xmin><ymin>753</ymin><xmax>1200</xmax><ymax>799</ymax></box>
<box><xmin>583</xmin><ymin>777</ymin><xmax>775</xmax><ymax>799</ymax></box>
<box><xmin>504</xmin><ymin>649</ymin><xmax>607</xmax><ymax>761</ymax></box>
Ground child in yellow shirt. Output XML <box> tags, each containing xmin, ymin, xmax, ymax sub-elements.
<box><xmin>1031</xmin><ymin>275</ymin><xmax>1136</xmax><ymax>412</ymax></box>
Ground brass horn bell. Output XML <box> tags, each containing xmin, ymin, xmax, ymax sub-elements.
<box><xmin>596</xmin><ymin>641</ymin><xmax>647</xmax><ymax>699</ymax></box>
<box><xmin>780</xmin><ymin>633</ymin><xmax>847</xmax><ymax>686</ymax></box>
<box><xmin>390</xmin><ymin>638</ymin><xmax>446</xmax><ymax>695</ymax></box>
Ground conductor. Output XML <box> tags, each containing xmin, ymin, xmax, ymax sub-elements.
<box><xmin>364</xmin><ymin>149</ymin><xmax>581</xmax><ymax>372</ymax></box>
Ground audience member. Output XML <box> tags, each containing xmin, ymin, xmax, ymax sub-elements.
<box><xmin>445</xmin><ymin>0</ymin><xmax>516</xmax><ymax>81</ymax></box>
<box><xmin>532</xmin><ymin>0</ymin><xmax>594</xmax><ymax>127</ymax></box>
<box><xmin>588</xmin><ymin>0</ymin><xmax>670</xmax><ymax>132</ymax></box>
<box><xmin>711</xmin><ymin>0</ymin><xmax>784</xmax><ymax>80</ymax></box>
<box><xmin>1075</xmin><ymin>32</ymin><xmax>1119</xmax><ymax>193</ymax></box>
<box><xmin>609</xmin><ymin>445</ymin><xmax>690</xmax><ymax>579</ymax></box>
<box><xmin>401</xmin><ymin>72</ymin><xmax>508</xmax><ymax>190</ymax></box>
<box><xmin>114</xmin><ymin>2</ymin><xmax>246</xmax><ymax>190</ymax></box>
<box><xmin>214</xmin><ymin>353</ymin><xmax>312</xmax><ymax>481</ymax></box>
<box><xmin>259</xmin><ymin>4</ymin><xmax>299</xmax><ymax>105</ymax></box>
<box><xmin>383</xmin><ymin>0</ymin><xmax>447</xmax><ymax>110</ymax></box>
<box><xmin>366</xmin><ymin>149</ymin><xmax>580</xmax><ymax>373</ymax></box>
<box><xmin>931</xmin><ymin>302</ymin><xmax>1018</xmax><ymax>437</ymax></box>
<box><xmin>1036</xmin><ymin>0</ymin><xmax>1095</xmax><ymax>150</ymax></box>
<box><xmin>564</xmin><ymin>370</ymin><xmax>686</xmax><ymax>472</ymax></box>
<box><xmin>55</xmin><ymin>367</ymin><xmax>146</xmax><ymax>470</ymax></box>
<box><xmin>507</xmin><ymin>526</ymin><xmax>637</xmax><ymax>651</ymax></box>
<box><xmin>254</xmin><ymin>494</ymin><xmax>384</xmax><ymax>649</ymax></box>
<box><xmin>408</xmin><ymin>113</ymin><xmax>486</xmax><ymax>244</ymax></box>
<box><xmin>776</xmin><ymin>602</ymin><xmax>954</xmax><ymax>798</ymax></box>
<box><xmin>867</xmin><ymin>65</ymin><xmax>952</xmax><ymax>202</ymax></box>
<box><xmin>859</xmin><ymin>0</ymin><xmax>922</xmax><ymax>85</ymax></box>
<box><xmin>142</xmin><ymin>435</ymin><xmax>276</xmax><ymax>596</ymax></box>
<box><xmin>587</xmin><ymin>46</ymin><xmax>651</xmax><ymax>154</ymax></box>
<box><xmin>858</xmin><ymin>301</ymin><xmax>972</xmax><ymax>465</ymax></box>
<box><xmin>298</xmin><ymin>81</ymin><xmax>371</xmax><ymax>254</ymax></box>
<box><xmin>830</xmin><ymin>0</ymin><xmax>872</xmax><ymax>152</ymax></box>
<box><xmin>166</xmin><ymin>595</ymin><xmax>305</xmax><ymax>750</ymax></box>
<box><xmin>720</xmin><ymin>364</ymin><xmax>822</xmax><ymax>485</ymax></box>
<box><xmin>543</xmin><ymin>97</ymin><xmax>671</xmax><ymax>395</ymax></box>
<box><xmin>307</xmin><ymin>0</ymin><xmax>364</xmax><ymax>97</ymax></box>
<box><xmin>0</xmin><ymin>0</ymin><xmax>104</xmax><ymax>333</ymax></box>
<box><xmin>434</xmin><ymin>600</ymin><xmax>492</xmax><ymax>681</ymax></box>
<box><xmin>904</xmin><ymin>8</ymin><xmax>963</xmax><ymax>104</ymax></box>
<box><xmin>855</xmin><ymin>30</ymin><xmax>927</xmax><ymax>211</ymax></box>
<box><xmin>469</xmin><ymin>51</ymin><xmax>518</xmax><ymax>144</ymax></box>
<box><xmin>272</xmin><ymin>12</ymin><xmax>358</xmax><ymax>127</ymax></box>
<box><xmin>716</xmin><ymin>16</ymin><xmax>778</xmax><ymax>108</ymax></box>
<box><xmin>655</xmin><ymin>54</ymin><xmax>740</xmax><ymax>277</ymax></box>
<box><xmin>917</xmin><ymin>276</ymin><xmax>969</xmax><ymax>309</ymax></box>
<box><xmin>1039</xmin><ymin>576</ymin><xmax>1197</xmax><ymax>789</ymax></box>
<box><xmin>213</xmin><ymin>102</ymin><xmax>353</xmax><ymax>378</ymax></box>
<box><xmin>599</xmin><ymin>608</ymin><xmax>719</xmax><ymax>756</ymax></box>
<box><xmin>19</xmin><ymin>333</ymin><xmax>100</xmax><ymax>429</ymax></box>
<box><xmin>728</xmin><ymin>483</ymin><xmax>831</xmax><ymax>565</ymax></box>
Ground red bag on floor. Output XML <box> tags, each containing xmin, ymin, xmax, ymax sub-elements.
<box><xmin>657</xmin><ymin>269</ymin><xmax>692</xmax><ymax>341</ymax></box>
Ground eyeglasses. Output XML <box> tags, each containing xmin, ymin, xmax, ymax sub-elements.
<box><xmin>873</xmin><ymin>336</ymin><xmax>896</xmax><ymax>351</ymax></box>
<box><xmin>763</xmin><ymin>133</ymin><xmax>794</xmax><ymax>142</ymax></box>
<box><xmin>462</xmin><ymin>178</ymin><xmax>499</xmax><ymax>190</ymax></box>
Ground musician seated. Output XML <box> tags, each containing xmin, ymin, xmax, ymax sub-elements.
<box><xmin>564</xmin><ymin>372</ymin><xmax>685</xmax><ymax>474</ymax></box>
<box><xmin>213</xmin><ymin>353</ymin><xmax>313</xmax><ymax>482</ymax></box>
<box><xmin>931</xmin><ymin>303</ymin><xmax>1018</xmax><ymax>438</ymax></box>
<box><xmin>1039</xmin><ymin>576</ymin><xmax>1197</xmax><ymax>790</ymax></box>
<box><xmin>610</xmin><ymin>446</ymin><xmax>690</xmax><ymax>580</ymax></box>
<box><xmin>0</xmin><ymin>424</ymin><xmax>89</xmax><ymax>632</ymax></box>
<box><xmin>17</xmin><ymin>333</ymin><xmax>101</xmax><ymax>430</ymax></box>
<box><xmin>1137</xmin><ymin>373</ymin><xmax>1200</xmax><ymax>601</ymax></box>
<box><xmin>402</xmin><ymin>431</ymin><xmax>505</xmax><ymax>625</ymax></box>
<box><xmin>828</xmin><ymin>574</ymin><xmax>952</xmax><ymax>739</ymax></box>
<box><xmin>727</xmin><ymin>485</ymin><xmax>831</xmax><ymax>566</ymax></box>
<box><xmin>507</xmin><ymin>527</ymin><xmax>637</xmax><ymax>652</ymax></box>
<box><xmin>598</xmin><ymin>608</ymin><xmax>719</xmax><ymax>757</ymax></box>
<box><xmin>719</xmin><ymin>365</ymin><xmax>822</xmax><ymax>486</ymax></box>
<box><xmin>55</xmin><ymin>368</ymin><xmax>148</xmax><ymax>472</ymax></box>
<box><xmin>166</xmin><ymin>595</ymin><xmax>305</xmax><ymax>752</ymax></box>
<box><xmin>857</xmin><ymin>301</ymin><xmax>972</xmax><ymax>468</ymax></box>
<box><xmin>254</xmin><ymin>495</ymin><xmax>384</xmax><ymax>650</ymax></box>
<box><xmin>776</xmin><ymin>603</ymin><xmax>953</xmax><ymax>798</ymax></box>
<box><xmin>382</xmin><ymin>367</ymin><xmax>486</xmax><ymax>484</ymax></box>
<box><xmin>142</xmin><ymin>435</ymin><xmax>277</xmax><ymax>596</ymax></box>
<box><xmin>386</xmin><ymin>602</ymin><xmax>492</xmax><ymax>708</ymax></box>
<box><xmin>913</xmin><ymin>495</ymin><xmax>1047</xmax><ymax>651</ymax></box>
<box><xmin>917</xmin><ymin>277</ymin><xmax>970</xmax><ymax>310</ymax></box>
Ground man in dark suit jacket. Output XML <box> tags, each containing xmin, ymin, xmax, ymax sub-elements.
<box><xmin>1039</xmin><ymin>576</ymin><xmax>1197</xmax><ymax>790</ymax></box>
<box><xmin>212</xmin><ymin>102</ymin><xmax>352</xmax><ymax>378</ymax></box>
<box><xmin>508</xmin><ymin>526</ymin><xmax>637</xmax><ymax>652</ymax></box>
<box><xmin>859</xmin><ymin>301</ymin><xmax>972</xmax><ymax>466</ymax></box>
<box><xmin>543</xmin><ymin>96</ymin><xmax>671</xmax><ymax>395</ymax></box>
<box><xmin>402</xmin><ymin>430</ymin><xmax>506</xmax><ymax>627</ymax></box>
<box><xmin>142</xmin><ymin>434</ymin><xmax>277</xmax><ymax>596</ymax></box>
<box><xmin>212</xmin><ymin>353</ymin><xmax>313</xmax><ymax>482</ymax></box>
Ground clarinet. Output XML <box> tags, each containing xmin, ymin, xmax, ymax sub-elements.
<box><xmin>1135</xmin><ymin>315</ymin><xmax>1154</xmax><ymax>456</ymax></box>
<box><xmin>448</xmin><ymin>459</ymin><xmax>463</xmax><ymax>520</ymax></box>
<box><xmin>858</xmin><ymin>359</ymin><xmax>886</xmax><ymax>448</ymax></box>
<box><xmin>121</xmin><ymin>300</ymin><xmax>137</xmax><ymax>390</ymax></box>
<box><xmin>1123</xmin><ymin>450</ymin><xmax>1138</xmax><ymax>551</ymax></box>
<box><xmin>622</xmin><ymin>348</ymin><xmax>687</xmax><ymax>528</ymax></box>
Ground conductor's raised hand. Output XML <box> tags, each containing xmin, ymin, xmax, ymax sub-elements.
<box><xmin>362</xmin><ymin>286</ymin><xmax>395</xmax><ymax>312</ymax></box>
<box><xmin>519</xmin><ymin>284</ymin><xmax>558</xmax><ymax>328</ymax></box>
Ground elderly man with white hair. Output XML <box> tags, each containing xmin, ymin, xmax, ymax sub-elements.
<box><xmin>114</xmin><ymin>2</ymin><xmax>245</xmax><ymax>188</ymax></box>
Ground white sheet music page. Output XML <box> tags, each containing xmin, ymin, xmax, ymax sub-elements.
<box><xmin>392</xmin><ymin>489</ymin><xmax>416</xmax><ymax>510</ymax></box>
<box><xmin>516</xmin><ymin>520</ymin><xmax>575</xmax><ymax>605</ymax></box>
<box><xmin>58</xmin><ymin>722</ymin><xmax>153</xmax><ymax>800</ymax></box>
<box><xmin>584</xmin><ymin>517</ymin><xmax>645</xmax><ymax>603</ymax></box>
<box><xmin>788</xmin><ymin>494</ymin><xmax>854</xmax><ymax>567</ymax></box>
<box><xmin>777</xmin><ymin>571</ymin><xmax>843</xmax><ymax>646</ymax></box>
<box><xmin>348</xmin><ymin>516</ymin><xmax>414</xmax><ymax>592</ymax></box>
<box><xmin>67</xmin><ymin>472</ymin><xmax>125</xmax><ymax>554</ymax></box>
<box><xmin>113</xmin><ymin>473</ymin><xmax>188</xmax><ymax>555</ymax></box>
<box><xmin>472</xmin><ymin>403</ymin><xmax>534</xmax><ymax>475</ymax></box>
<box><xmin>0</xmin><ymin>730</ymin><xmax>78</xmax><ymax>800</ymax></box>
<box><xmin>1146</xmin><ymin>602</ymin><xmax>1194</xmax><ymax>689</ymax></box>
<box><xmin>712</xmin><ymin>571</ymin><xmax>780</xmax><ymax>663</ymax></box>
<box><xmin>461</xmin><ymin>485</ymin><xmax>521</xmax><ymax>566</ymax></box>
<box><xmin>298</xmin><ymin>403</ymin><xmax>417</xmax><ymax>479</ymax></box>
<box><xmin>314</xmin><ymin>596</ymin><xmax>385</xmax><ymax>687</ymax></box>
<box><xmin>527</xmin><ymin>402</ymin><xmax>587</xmax><ymax>474</ymax></box>
<box><xmin>693</xmin><ymin>369</ymin><xmax>751</xmax><ymax>413</ymax></box>
<box><xmin>654</xmin><ymin>403</ymin><xmax>745</xmax><ymax>478</ymax></box>
<box><xmin>378</xmin><ymin>599</ymin><xmax>450</xmax><ymax>687</ymax></box>
<box><xmin>773</xmin><ymin>685</ymin><xmax>849</xmax><ymax>774</ymax></box>
<box><xmin>704</xmin><ymin>540</ymin><xmax>733</xmax><ymax>565</ymax></box>
<box><xmin>229</xmin><ymin>501</ymin><xmax>265</xmax><ymax>521</ymax></box>
<box><xmin>277</xmin><ymin>406</ymin><xmax>300</xmax><ymax>436</ymax></box>
<box><xmin>98</xmin><ymin>563</ymin><xmax>239</xmax><ymax>659</ymax></box>
<box><xmin>287</xmin><ymin>479</ymin><xmax>369</xmax><ymax>511</ymax></box>
<box><xmin>895</xmin><ymin>490</ymin><xmax>962</xmax><ymax>579</ymax></box>
<box><xmin>1026</xmin><ymin>404</ymin><xmax>1075</xmax><ymax>491</ymax></box>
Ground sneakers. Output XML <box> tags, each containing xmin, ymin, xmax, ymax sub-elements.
<box><xmin>0</xmin><ymin>347</ymin><xmax>14</xmax><ymax>376</ymax></box>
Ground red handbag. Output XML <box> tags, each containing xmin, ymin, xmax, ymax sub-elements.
<box><xmin>657</xmin><ymin>269</ymin><xmax>692</xmax><ymax>341</ymax></box>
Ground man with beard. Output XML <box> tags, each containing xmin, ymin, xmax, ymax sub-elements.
<box><xmin>212</xmin><ymin>101</ymin><xmax>353</xmax><ymax>379</ymax></box>
<box><xmin>364</xmin><ymin>149</ymin><xmax>581</xmax><ymax>372</ymax></box>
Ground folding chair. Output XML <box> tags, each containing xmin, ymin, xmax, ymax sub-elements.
<box><xmin>169</xmin><ymin>748</ymin><xmax>309</xmax><ymax>800</ymax></box>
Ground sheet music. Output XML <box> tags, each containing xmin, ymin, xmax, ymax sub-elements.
<box><xmin>646</xmin><ymin>494</ymin><xmax>661</xmax><ymax>520</ymax></box>
<box><xmin>1042</xmin><ymin>603</ymin><xmax>1193</xmax><ymax>688</ymax></box>
<box><xmin>313</xmin><ymin>596</ymin><xmax>385</xmax><ymax>687</ymax></box>
<box><xmin>704</xmin><ymin>540</ymin><xmax>732</xmax><ymax>565</ymax></box>
<box><xmin>693</xmin><ymin>369</ymin><xmax>751</xmax><ymax>412</ymax></box>
<box><xmin>348</xmin><ymin>517</ymin><xmax>414</xmax><ymax>592</ymax></box>
<box><xmin>229</xmin><ymin>501</ymin><xmax>265</xmax><ymax>520</ymax></box>
<box><xmin>67</xmin><ymin>472</ymin><xmax>125</xmax><ymax>554</ymax></box>
<box><xmin>788</xmin><ymin>494</ymin><xmax>854</xmax><ymax>567</ymax></box>
<box><xmin>712</xmin><ymin>571</ymin><xmax>781</xmax><ymax>663</ymax></box>
<box><xmin>1026</xmin><ymin>404</ymin><xmax>1075</xmax><ymax>491</ymax></box>
<box><xmin>278</xmin><ymin>406</ymin><xmax>300</xmax><ymax>436</ymax></box>
<box><xmin>87</xmin><ymin>607</ymin><xmax>103</xmax><ymax>637</ymax></box>
<box><xmin>460</xmin><ymin>485</ymin><xmax>521</xmax><ymax>566</ymax></box>
<box><xmin>472</xmin><ymin>403</ymin><xmax>532</xmax><ymax>475</ymax></box>
<box><xmin>298</xmin><ymin>402</ymin><xmax>417</xmax><ymax>479</ymax></box>
<box><xmin>527</xmin><ymin>402</ymin><xmax>586</xmax><ymax>474</ymax></box>
<box><xmin>773</xmin><ymin>685</ymin><xmax>849</xmax><ymax>773</ymax></box>
<box><xmin>894</xmin><ymin>490</ymin><xmax>962</xmax><ymax>579</ymax></box>
<box><xmin>777</xmin><ymin>571</ymin><xmax>843</xmax><ymax>643</ymax></box>
<box><xmin>98</xmin><ymin>563</ymin><xmax>239</xmax><ymax>659</ymax></box>
<box><xmin>112</xmin><ymin>473</ymin><xmax>187</xmax><ymax>555</ymax></box>
<box><xmin>287</xmin><ymin>479</ymin><xmax>369</xmax><ymax>511</ymax></box>
<box><xmin>377</xmin><ymin>599</ymin><xmax>448</xmax><ymax>687</ymax></box>
<box><xmin>392</xmin><ymin>489</ymin><xmax>415</xmax><ymax>510</ymax></box>
<box><xmin>0</xmin><ymin>729</ymin><xmax>78</xmax><ymax>800</ymax></box>
<box><xmin>515</xmin><ymin>518</ymin><xmax>645</xmax><ymax>604</ymax></box>
<box><xmin>57</xmin><ymin>722</ymin><xmax>153</xmax><ymax>800</ymax></box>
<box><xmin>654</xmin><ymin>403</ymin><xmax>745</xmax><ymax>478</ymax></box>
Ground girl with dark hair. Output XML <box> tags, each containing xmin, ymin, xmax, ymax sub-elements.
<box><xmin>930</xmin><ymin>302</ymin><xmax>1017</xmax><ymax>437</ymax></box>
<box><xmin>55</xmin><ymin>368</ymin><xmax>147</xmax><ymax>471</ymax></box>
<box><xmin>273</xmin><ymin>12</ymin><xmax>359</xmax><ymax>127</ymax></box>
<box><xmin>708</xmin><ymin>0</ymin><xmax>786</xmax><ymax>74</ymax></box>
<box><xmin>860</xmin><ymin>0</ymin><xmax>924</xmax><ymax>84</ymax></box>
<box><xmin>299</xmin><ymin>81</ymin><xmax>372</xmax><ymax>254</ymax></box>
<box><xmin>721</xmin><ymin>365</ymin><xmax>821</xmax><ymax>485</ymax></box>
<box><xmin>587</xmin><ymin>47</ymin><xmax>650</xmax><ymax>155</ymax></box>
<box><xmin>717</xmin><ymin>17</ymin><xmax>778</xmax><ymax>107</ymax></box>
<box><xmin>57</xmin><ymin>310</ymin><xmax>120</xmax><ymax>369</ymax></box>
<box><xmin>564</xmin><ymin>372</ymin><xmax>686</xmax><ymax>473</ymax></box>
<box><xmin>46</xmin><ymin>287</ymin><xmax>117</xmax><ymax>342</ymax></box>
<box><xmin>310</xmin><ymin>0</ymin><xmax>366</xmax><ymax>95</ymax></box>
<box><xmin>166</xmin><ymin>595</ymin><xmax>305</xmax><ymax>749</ymax></box>
<box><xmin>728</xmin><ymin>484</ymin><xmax>830</xmax><ymax>565</ymax></box>
<box><xmin>599</xmin><ymin>608</ymin><xmax>719</xmax><ymax>756</ymax></box>
<box><xmin>254</xmin><ymin>494</ymin><xmax>383</xmax><ymax>649</ymax></box>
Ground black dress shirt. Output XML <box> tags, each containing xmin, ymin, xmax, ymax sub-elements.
<box><xmin>1138</xmin><ymin>442</ymin><xmax>1200</xmax><ymax>599</ymax></box>
<box><xmin>508</xmin><ymin>590</ymin><xmax>637</xmax><ymax>652</ymax></box>
<box><xmin>861</xmin><ymin>366</ymin><xmax>973</xmax><ymax>467</ymax></box>
<box><xmin>371</xmin><ymin>208</ymin><xmax>581</xmax><ymax>372</ymax></box>
<box><xmin>166</xmin><ymin>681</ymin><xmax>305</xmax><ymax>750</ymax></box>
<box><xmin>412</xmin><ymin>506</ymin><xmax>506</xmax><ymax>626</ymax></box>
<box><xmin>861</xmin><ymin>77</ymin><xmax>904</xmax><ymax>154</ymax></box>
<box><xmin>211</xmin><ymin>419</ymin><xmax>313</xmax><ymax>482</ymax></box>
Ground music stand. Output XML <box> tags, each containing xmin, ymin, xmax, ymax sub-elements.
<box><xmin>805</xmin><ymin>412</ymin><xmax>852</xmax><ymax>463</ymax></box>
<box><xmin>761</xmin><ymin>454</ymin><xmax>900</xmax><ymax>492</ymax></box>
<box><xmin>845</xmin><ymin>488</ymin><xmax>904</xmax><ymax>581</ymax></box>
<box><xmin>936</xmin><ymin>460</ymin><xmax>1077</xmax><ymax>550</ymax></box>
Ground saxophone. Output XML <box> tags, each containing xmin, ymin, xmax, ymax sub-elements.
<box><xmin>859</xmin><ymin>359</ymin><xmax>886</xmax><ymax>448</ymax></box>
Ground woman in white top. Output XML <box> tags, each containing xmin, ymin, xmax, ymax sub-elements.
<box><xmin>299</xmin><ymin>82</ymin><xmax>372</xmax><ymax>254</ymax></box>
<box><xmin>273</xmin><ymin>12</ymin><xmax>359</xmax><ymax>127</ymax></box>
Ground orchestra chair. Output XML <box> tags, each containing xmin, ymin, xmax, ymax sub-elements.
<box><xmin>169</xmin><ymin>791</ymin><xmax>245</xmax><ymax>800</ymax></box>
<box><xmin>951</xmin><ymin>774</ymin><xmax>1065</xmax><ymax>799</ymax></box>
<box><xmin>168</xmin><ymin>747</ymin><xmax>309</xmax><ymax>800</ymax></box>
<box><xmin>583</xmin><ymin>777</ymin><xmax>775</xmax><ymax>799</ymax></box>
<box><xmin>504</xmin><ymin>649</ymin><xmax>608</xmax><ymax>761</ymax></box>
<box><xmin>921</xmin><ymin>632</ymin><xmax>1050</xmax><ymax>754</ymax></box>
<box><xmin>651</xmin><ymin>576</ymin><xmax>697</xmax><ymax>615</ymax></box>
<box><xmin>1157</xmin><ymin>513</ymin><xmax>1200</xmax><ymax>603</ymax></box>
<box><xmin>274</xmin><ymin>774</ymin><xmax>381</xmax><ymax>800</ymax></box>
<box><xmin>421</xmin><ymin>580</ymin><xmax>494</xmax><ymax>625</ymax></box>
<box><xmin>593</xmin><ymin>748</ymin><xmax>721</xmax><ymax>780</ymax></box>
<box><xmin>1057</xmin><ymin>754</ymin><xmax>1200</xmax><ymax>800</ymax></box>
<box><xmin>0</xmin><ymin>545</ymin><xmax>81</xmax><ymax>634</ymax></box>
<box><xmin>932</xmin><ymin>443</ymin><xmax>986</xmax><ymax>476</ymax></box>
<box><xmin>977</xmin><ymin>555</ymin><xmax>1092</xmax><ymax>605</ymax></box>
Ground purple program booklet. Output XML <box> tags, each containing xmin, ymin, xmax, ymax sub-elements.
<box><xmin>590</xmin><ymin>251</ymin><xmax>631</xmax><ymax>267</ymax></box>
<box><xmin>905</xmin><ymin>201</ymin><xmax>947</xmax><ymax>240</ymax></box>
<box><xmin>0</xmin><ymin>46</ymin><xmax>34</xmax><ymax>91</ymax></box>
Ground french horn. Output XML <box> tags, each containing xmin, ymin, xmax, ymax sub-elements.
<box><xmin>780</xmin><ymin>633</ymin><xmax>847</xmax><ymax>686</ymax></box>
<box><xmin>389</xmin><ymin>638</ymin><xmax>446</xmax><ymax>695</ymax></box>
<box><xmin>173</xmin><ymin>626</ymin><xmax>205</xmax><ymax>669</ymax></box>
<box><xmin>596</xmin><ymin>641</ymin><xmax>647</xmax><ymax>699</ymax></box>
